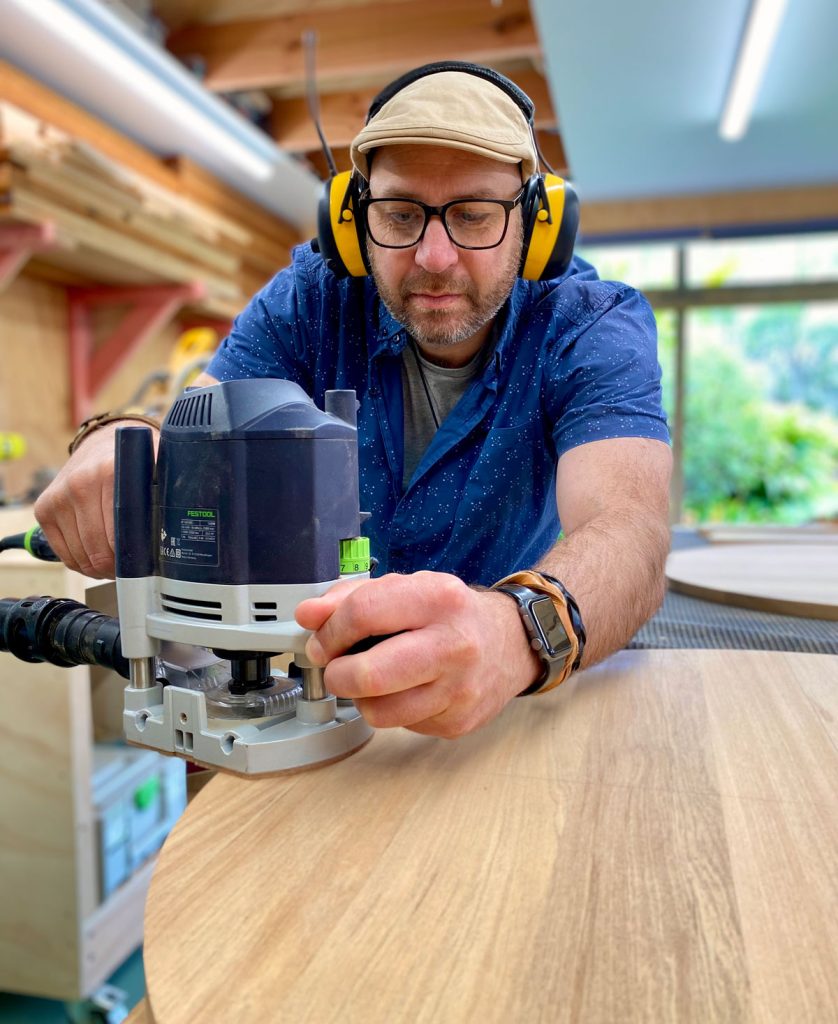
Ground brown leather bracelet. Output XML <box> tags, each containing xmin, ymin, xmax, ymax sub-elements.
<box><xmin>68</xmin><ymin>411</ymin><xmax>161</xmax><ymax>455</ymax></box>
<box><xmin>492</xmin><ymin>570</ymin><xmax>579</xmax><ymax>695</ymax></box>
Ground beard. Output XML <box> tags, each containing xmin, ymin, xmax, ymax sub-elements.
<box><xmin>367</xmin><ymin>223</ymin><xmax>522</xmax><ymax>349</ymax></box>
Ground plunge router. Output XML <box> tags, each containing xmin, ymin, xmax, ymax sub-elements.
<box><xmin>1</xmin><ymin>379</ymin><xmax>375</xmax><ymax>775</ymax></box>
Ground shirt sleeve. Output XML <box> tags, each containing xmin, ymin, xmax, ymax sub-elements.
<box><xmin>543</xmin><ymin>284</ymin><xmax>671</xmax><ymax>458</ymax></box>
<box><xmin>206</xmin><ymin>244</ymin><xmax>317</xmax><ymax>393</ymax></box>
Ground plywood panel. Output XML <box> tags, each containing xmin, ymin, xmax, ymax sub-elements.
<box><xmin>0</xmin><ymin>275</ymin><xmax>72</xmax><ymax>501</ymax></box>
<box><xmin>0</xmin><ymin>276</ymin><xmax>184</xmax><ymax>503</ymax></box>
<box><xmin>0</xmin><ymin>555</ymin><xmax>95</xmax><ymax>999</ymax></box>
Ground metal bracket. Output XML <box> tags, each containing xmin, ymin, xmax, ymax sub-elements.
<box><xmin>0</xmin><ymin>221</ymin><xmax>57</xmax><ymax>293</ymax></box>
<box><xmin>67</xmin><ymin>282</ymin><xmax>206</xmax><ymax>423</ymax></box>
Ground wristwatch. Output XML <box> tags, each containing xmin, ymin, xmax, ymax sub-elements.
<box><xmin>493</xmin><ymin>582</ymin><xmax>574</xmax><ymax>695</ymax></box>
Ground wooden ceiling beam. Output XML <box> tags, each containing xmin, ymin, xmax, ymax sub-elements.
<box><xmin>271</xmin><ymin>90</ymin><xmax>371</xmax><ymax>153</ymax></box>
<box><xmin>580</xmin><ymin>183</ymin><xmax>838</xmax><ymax>240</ymax></box>
<box><xmin>302</xmin><ymin>146</ymin><xmax>352</xmax><ymax>180</ymax></box>
<box><xmin>512</xmin><ymin>71</ymin><xmax>555</xmax><ymax>128</ymax></box>
<box><xmin>535</xmin><ymin>131</ymin><xmax>569</xmax><ymax>177</ymax></box>
<box><xmin>271</xmin><ymin>69</ymin><xmax>557</xmax><ymax>153</ymax></box>
<box><xmin>166</xmin><ymin>0</ymin><xmax>539</xmax><ymax>93</ymax></box>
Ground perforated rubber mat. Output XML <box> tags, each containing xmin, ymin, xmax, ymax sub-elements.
<box><xmin>629</xmin><ymin>588</ymin><xmax>838</xmax><ymax>654</ymax></box>
<box><xmin>629</xmin><ymin>527</ymin><xmax>838</xmax><ymax>654</ymax></box>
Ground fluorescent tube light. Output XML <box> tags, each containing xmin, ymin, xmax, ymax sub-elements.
<box><xmin>719</xmin><ymin>0</ymin><xmax>789</xmax><ymax>142</ymax></box>
<box><xmin>2</xmin><ymin>0</ymin><xmax>276</xmax><ymax>180</ymax></box>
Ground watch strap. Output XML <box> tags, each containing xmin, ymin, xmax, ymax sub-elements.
<box><xmin>492</xmin><ymin>570</ymin><xmax>580</xmax><ymax>695</ymax></box>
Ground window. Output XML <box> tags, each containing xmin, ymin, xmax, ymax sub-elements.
<box><xmin>579</xmin><ymin>234</ymin><xmax>838</xmax><ymax>525</ymax></box>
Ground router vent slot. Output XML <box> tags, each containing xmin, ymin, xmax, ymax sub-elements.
<box><xmin>168</xmin><ymin>392</ymin><xmax>213</xmax><ymax>428</ymax></box>
<box><xmin>161</xmin><ymin>593</ymin><xmax>223</xmax><ymax>621</ymax></box>
<box><xmin>252</xmin><ymin>600</ymin><xmax>278</xmax><ymax>623</ymax></box>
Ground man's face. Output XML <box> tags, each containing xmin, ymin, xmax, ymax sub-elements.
<box><xmin>365</xmin><ymin>145</ymin><xmax>523</xmax><ymax>361</ymax></box>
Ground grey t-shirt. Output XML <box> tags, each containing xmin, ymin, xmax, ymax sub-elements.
<box><xmin>401</xmin><ymin>342</ymin><xmax>483</xmax><ymax>487</ymax></box>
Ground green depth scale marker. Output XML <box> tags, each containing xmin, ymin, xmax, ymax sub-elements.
<box><xmin>340</xmin><ymin>536</ymin><xmax>370</xmax><ymax>574</ymax></box>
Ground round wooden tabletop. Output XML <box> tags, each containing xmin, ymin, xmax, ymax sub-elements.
<box><xmin>666</xmin><ymin>543</ymin><xmax>838</xmax><ymax>619</ymax></box>
<box><xmin>697</xmin><ymin>524</ymin><xmax>838</xmax><ymax>545</ymax></box>
<box><xmin>140</xmin><ymin>649</ymin><xmax>838</xmax><ymax>1023</ymax></box>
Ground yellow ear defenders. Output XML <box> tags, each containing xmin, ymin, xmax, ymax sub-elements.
<box><xmin>314</xmin><ymin>61</ymin><xmax>579</xmax><ymax>281</ymax></box>
<box><xmin>316</xmin><ymin>169</ymin><xmax>370</xmax><ymax>279</ymax></box>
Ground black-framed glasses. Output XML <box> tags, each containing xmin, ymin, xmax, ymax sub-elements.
<box><xmin>359</xmin><ymin>188</ymin><xmax>525</xmax><ymax>250</ymax></box>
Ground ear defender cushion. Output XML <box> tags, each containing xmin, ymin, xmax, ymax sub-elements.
<box><xmin>316</xmin><ymin>171</ymin><xmax>370</xmax><ymax>278</ymax></box>
<box><xmin>520</xmin><ymin>175</ymin><xmax>579</xmax><ymax>281</ymax></box>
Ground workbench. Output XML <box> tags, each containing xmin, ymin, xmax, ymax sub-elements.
<box><xmin>127</xmin><ymin>647</ymin><xmax>838</xmax><ymax>1023</ymax></box>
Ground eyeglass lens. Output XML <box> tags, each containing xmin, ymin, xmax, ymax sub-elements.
<box><xmin>366</xmin><ymin>200</ymin><xmax>510</xmax><ymax>249</ymax></box>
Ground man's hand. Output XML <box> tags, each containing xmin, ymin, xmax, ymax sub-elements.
<box><xmin>34</xmin><ymin>374</ymin><xmax>217</xmax><ymax>578</ymax></box>
<box><xmin>34</xmin><ymin>423</ymin><xmax>130</xmax><ymax>578</ymax></box>
<box><xmin>295</xmin><ymin>571</ymin><xmax>541</xmax><ymax>738</ymax></box>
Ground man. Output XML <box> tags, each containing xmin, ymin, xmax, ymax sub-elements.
<box><xmin>35</xmin><ymin>64</ymin><xmax>671</xmax><ymax>739</ymax></box>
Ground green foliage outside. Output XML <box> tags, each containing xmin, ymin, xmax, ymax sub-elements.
<box><xmin>580</xmin><ymin>236</ymin><xmax>838</xmax><ymax>525</ymax></box>
<box><xmin>657</xmin><ymin>308</ymin><xmax>838</xmax><ymax>524</ymax></box>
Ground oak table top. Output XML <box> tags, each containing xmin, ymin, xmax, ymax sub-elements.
<box><xmin>140</xmin><ymin>649</ymin><xmax>838</xmax><ymax>1024</ymax></box>
<box><xmin>666</xmin><ymin>543</ymin><xmax>838</xmax><ymax>620</ymax></box>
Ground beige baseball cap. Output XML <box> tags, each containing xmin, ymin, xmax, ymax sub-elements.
<box><xmin>350</xmin><ymin>70</ymin><xmax>538</xmax><ymax>181</ymax></box>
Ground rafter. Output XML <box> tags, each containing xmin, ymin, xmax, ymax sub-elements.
<box><xmin>536</xmin><ymin>131</ymin><xmax>569</xmax><ymax>177</ymax></box>
<box><xmin>166</xmin><ymin>0</ymin><xmax>538</xmax><ymax>93</ymax></box>
<box><xmin>271</xmin><ymin>90</ymin><xmax>371</xmax><ymax>154</ymax></box>
<box><xmin>271</xmin><ymin>69</ymin><xmax>556</xmax><ymax>153</ymax></box>
<box><xmin>580</xmin><ymin>183</ymin><xmax>838</xmax><ymax>241</ymax></box>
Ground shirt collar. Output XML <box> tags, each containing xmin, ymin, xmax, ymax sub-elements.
<box><xmin>365</xmin><ymin>282</ymin><xmax>407</xmax><ymax>358</ymax></box>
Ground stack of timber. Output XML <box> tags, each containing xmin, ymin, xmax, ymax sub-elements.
<box><xmin>0</xmin><ymin>100</ymin><xmax>301</xmax><ymax>318</ymax></box>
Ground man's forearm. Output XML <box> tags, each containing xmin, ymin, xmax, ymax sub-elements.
<box><xmin>536</xmin><ymin>508</ymin><xmax>670</xmax><ymax>668</ymax></box>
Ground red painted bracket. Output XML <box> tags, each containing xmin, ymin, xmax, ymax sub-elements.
<box><xmin>68</xmin><ymin>281</ymin><xmax>206</xmax><ymax>424</ymax></box>
<box><xmin>0</xmin><ymin>222</ymin><xmax>57</xmax><ymax>291</ymax></box>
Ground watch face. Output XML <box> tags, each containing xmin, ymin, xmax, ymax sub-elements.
<box><xmin>531</xmin><ymin>597</ymin><xmax>571</xmax><ymax>656</ymax></box>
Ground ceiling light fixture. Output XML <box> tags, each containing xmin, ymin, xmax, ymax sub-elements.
<box><xmin>719</xmin><ymin>0</ymin><xmax>789</xmax><ymax>142</ymax></box>
<box><xmin>2</xmin><ymin>0</ymin><xmax>277</xmax><ymax>181</ymax></box>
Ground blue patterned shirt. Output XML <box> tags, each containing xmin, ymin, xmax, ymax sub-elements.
<box><xmin>207</xmin><ymin>243</ymin><xmax>669</xmax><ymax>586</ymax></box>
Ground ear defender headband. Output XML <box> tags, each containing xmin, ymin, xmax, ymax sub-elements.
<box><xmin>315</xmin><ymin>61</ymin><xmax>579</xmax><ymax>281</ymax></box>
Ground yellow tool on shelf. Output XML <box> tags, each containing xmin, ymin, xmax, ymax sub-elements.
<box><xmin>0</xmin><ymin>432</ymin><xmax>26</xmax><ymax>462</ymax></box>
<box><xmin>125</xmin><ymin>328</ymin><xmax>220</xmax><ymax>417</ymax></box>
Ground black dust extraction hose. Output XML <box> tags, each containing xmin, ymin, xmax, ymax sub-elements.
<box><xmin>0</xmin><ymin>596</ymin><xmax>130</xmax><ymax>679</ymax></box>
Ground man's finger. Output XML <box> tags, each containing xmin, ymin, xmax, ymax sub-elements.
<box><xmin>324</xmin><ymin>628</ymin><xmax>447</xmax><ymax>699</ymax></box>
<box><xmin>101</xmin><ymin>473</ymin><xmax>116</xmax><ymax>555</ymax></box>
<box><xmin>310</xmin><ymin>572</ymin><xmax>469</xmax><ymax>660</ymax></box>
<box><xmin>295</xmin><ymin>576</ymin><xmax>370</xmax><ymax>631</ymax></box>
<box><xmin>36</xmin><ymin>519</ymin><xmax>78</xmax><ymax>573</ymax></box>
<box><xmin>47</xmin><ymin>500</ymin><xmax>94</xmax><ymax>575</ymax></box>
<box><xmin>354</xmin><ymin>679</ymin><xmax>450</xmax><ymax>730</ymax></box>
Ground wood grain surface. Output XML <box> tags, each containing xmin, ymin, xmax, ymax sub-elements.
<box><xmin>666</xmin><ymin>544</ymin><xmax>838</xmax><ymax>619</ymax></box>
<box><xmin>125</xmin><ymin>999</ymin><xmax>151</xmax><ymax>1024</ymax></box>
<box><xmin>139</xmin><ymin>649</ymin><xmax>838</xmax><ymax>1023</ymax></box>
